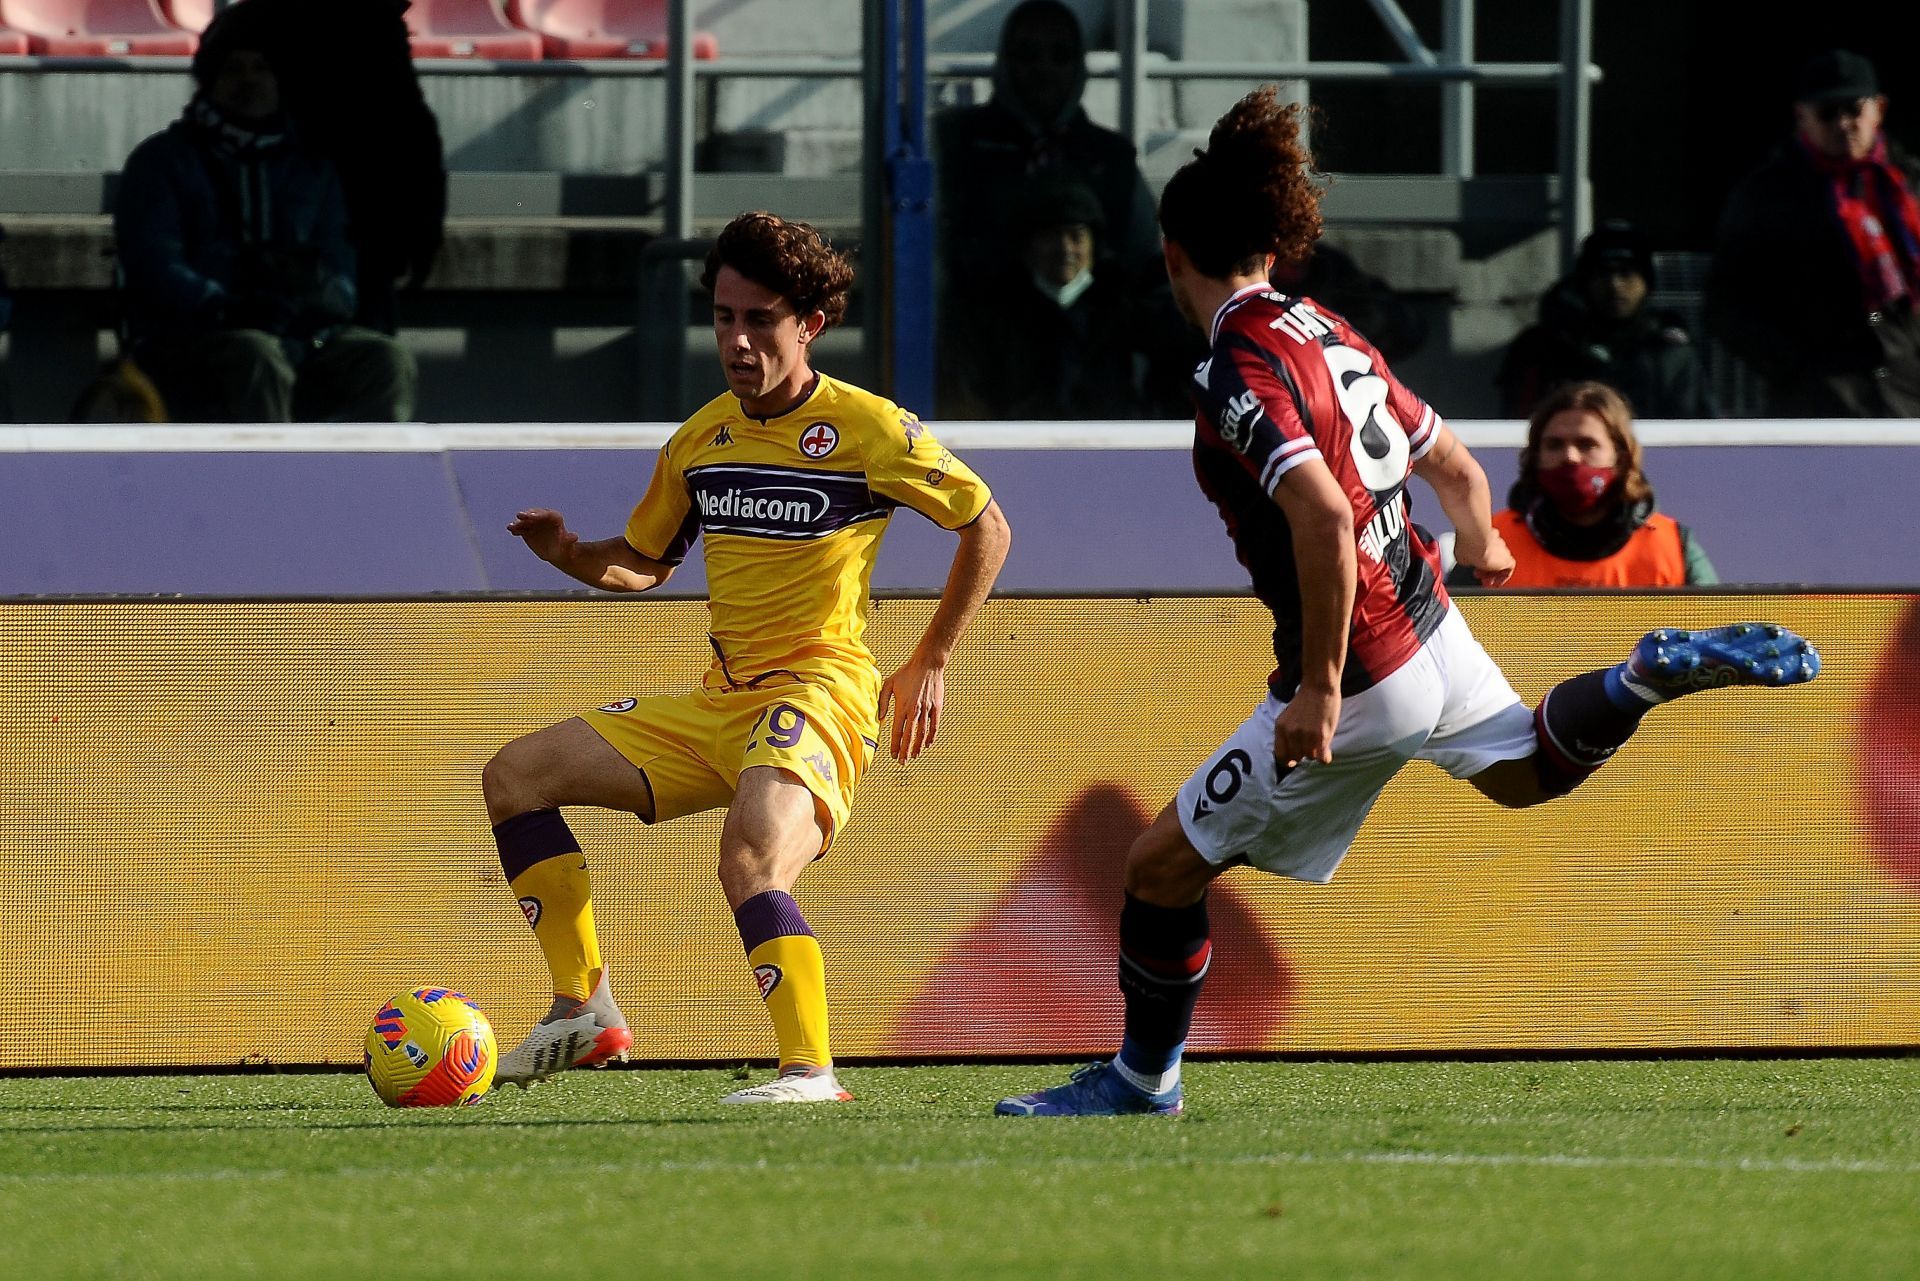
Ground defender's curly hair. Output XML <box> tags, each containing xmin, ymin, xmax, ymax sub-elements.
<box><xmin>1158</xmin><ymin>86</ymin><xmax>1325</xmax><ymax>278</ymax></box>
<box><xmin>700</xmin><ymin>212</ymin><xmax>855</xmax><ymax>330</ymax></box>
<box><xmin>1519</xmin><ymin>380</ymin><xmax>1653</xmax><ymax>509</ymax></box>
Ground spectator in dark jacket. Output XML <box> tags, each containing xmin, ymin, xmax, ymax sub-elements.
<box><xmin>114</xmin><ymin>0</ymin><xmax>416</xmax><ymax>422</ymax></box>
<box><xmin>1498</xmin><ymin>221</ymin><xmax>1712</xmax><ymax>419</ymax></box>
<box><xmin>269</xmin><ymin>0</ymin><xmax>447</xmax><ymax>334</ymax></box>
<box><xmin>934</xmin><ymin>0</ymin><xmax>1159</xmax><ymax>292</ymax></box>
<box><xmin>1706</xmin><ymin>49</ymin><xmax>1920</xmax><ymax>417</ymax></box>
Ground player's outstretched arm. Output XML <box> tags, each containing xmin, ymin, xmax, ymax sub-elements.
<box><xmin>507</xmin><ymin>508</ymin><xmax>675</xmax><ymax>593</ymax></box>
<box><xmin>1412</xmin><ymin>425</ymin><xmax>1514</xmax><ymax>587</ymax></box>
<box><xmin>879</xmin><ymin>499</ymin><xmax>1012</xmax><ymax>762</ymax></box>
<box><xmin>1270</xmin><ymin>459</ymin><xmax>1354</xmax><ymax>767</ymax></box>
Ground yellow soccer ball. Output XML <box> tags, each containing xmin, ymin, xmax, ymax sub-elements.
<box><xmin>363</xmin><ymin>987</ymin><xmax>496</xmax><ymax>1107</ymax></box>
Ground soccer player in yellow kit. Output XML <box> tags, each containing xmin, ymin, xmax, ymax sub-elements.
<box><xmin>483</xmin><ymin>211</ymin><xmax>1011</xmax><ymax>1102</ymax></box>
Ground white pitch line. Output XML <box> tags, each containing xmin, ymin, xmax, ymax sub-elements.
<box><xmin>2</xmin><ymin>1147</ymin><xmax>1917</xmax><ymax>1186</ymax></box>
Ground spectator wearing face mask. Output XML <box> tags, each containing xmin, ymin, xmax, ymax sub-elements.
<box><xmin>1449</xmin><ymin>380</ymin><xmax>1716</xmax><ymax>589</ymax></box>
<box><xmin>938</xmin><ymin>178</ymin><xmax>1189</xmax><ymax>420</ymax></box>
<box><xmin>1498</xmin><ymin>220</ymin><xmax>1713</xmax><ymax>419</ymax></box>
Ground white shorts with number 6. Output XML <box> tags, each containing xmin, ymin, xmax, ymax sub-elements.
<box><xmin>1177</xmin><ymin>607</ymin><xmax>1537</xmax><ymax>883</ymax></box>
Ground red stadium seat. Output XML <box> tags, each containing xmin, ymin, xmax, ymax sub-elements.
<box><xmin>0</xmin><ymin>0</ymin><xmax>197</xmax><ymax>55</ymax></box>
<box><xmin>156</xmin><ymin>0</ymin><xmax>209</xmax><ymax>33</ymax></box>
<box><xmin>405</xmin><ymin>0</ymin><xmax>541</xmax><ymax>60</ymax></box>
<box><xmin>506</xmin><ymin>0</ymin><xmax>716</xmax><ymax>60</ymax></box>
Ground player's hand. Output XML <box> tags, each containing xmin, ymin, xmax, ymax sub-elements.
<box><xmin>1470</xmin><ymin>529</ymin><xmax>1516</xmax><ymax>587</ymax></box>
<box><xmin>878</xmin><ymin>651</ymin><xmax>945</xmax><ymax>762</ymax></box>
<box><xmin>1274</xmin><ymin>685</ymin><xmax>1339</xmax><ymax>769</ymax></box>
<box><xmin>507</xmin><ymin>508</ymin><xmax>577</xmax><ymax>565</ymax></box>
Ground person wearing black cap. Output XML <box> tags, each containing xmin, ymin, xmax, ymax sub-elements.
<box><xmin>113</xmin><ymin>0</ymin><xmax>416</xmax><ymax>422</ymax></box>
<box><xmin>1706</xmin><ymin>49</ymin><xmax>1920</xmax><ymax>417</ymax></box>
<box><xmin>1497</xmin><ymin>219</ymin><xmax>1713</xmax><ymax>419</ymax></box>
<box><xmin>939</xmin><ymin>175</ymin><xmax>1195</xmax><ymax>420</ymax></box>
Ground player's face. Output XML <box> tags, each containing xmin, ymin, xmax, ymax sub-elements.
<box><xmin>1795</xmin><ymin>95</ymin><xmax>1884</xmax><ymax>161</ymax></box>
<box><xmin>208</xmin><ymin>48</ymin><xmax>281</xmax><ymax>121</ymax></box>
<box><xmin>1537</xmin><ymin>409</ymin><xmax>1619</xmax><ymax>472</ymax></box>
<box><xmin>711</xmin><ymin>266</ymin><xmax>823</xmax><ymax>413</ymax></box>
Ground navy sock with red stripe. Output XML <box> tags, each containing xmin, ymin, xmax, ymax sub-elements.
<box><xmin>1114</xmin><ymin>892</ymin><xmax>1212</xmax><ymax>1090</ymax></box>
<box><xmin>1532</xmin><ymin>667</ymin><xmax>1649</xmax><ymax>797</ymax></box>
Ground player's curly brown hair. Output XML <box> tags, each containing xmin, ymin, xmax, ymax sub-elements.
<box><xmin>1158</xmin><ymin>86</ymin><xmax>1325</xmax><ymax>278</ymax></box>
<box><xmin>1518</xmin><ymin>380</ymin><xmax>1653</xmax><ymax>508</ymax></box>
<box><xmin>699</xmin><ymin>211</ymin><xmax>855</xmax><ymax>331</ymax></box>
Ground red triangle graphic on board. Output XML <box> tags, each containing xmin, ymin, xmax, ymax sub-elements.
<box><xmin>887</xmin><ymin>783</ymin><xmax>1294</xmax><ymax>1056</ymax></box>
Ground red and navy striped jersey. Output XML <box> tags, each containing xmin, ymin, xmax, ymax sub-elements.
<box><xmin>1191</xmin><ymin>284</ymin><xmax>1449</xmax><ymax>697</ymax></box>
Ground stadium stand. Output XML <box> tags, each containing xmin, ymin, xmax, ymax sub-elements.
<box><xmin>405</xmin><ymin>0</ymin><xmax>543</xmax><ymax>60</ymax></box>
<box><xmin>506</xmin><ymin>0</ymin><xmax>716</xmax><ymax>60</ymax></box>
<box><xmin>0</xmin><ymin>0</ymin><xmax>195</xmax><ymax>54</ymax></box>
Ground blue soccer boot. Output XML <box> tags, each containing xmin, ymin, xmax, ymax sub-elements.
<box><xmin>1621</xmin><ymin>622</ymin><xmax>1820</xmax><ymax>702</ymax></box>
<box><xmin>994</xmin><ymin>1061</ymin><xmax>1184</xmax><ymax>1117</ymax></box>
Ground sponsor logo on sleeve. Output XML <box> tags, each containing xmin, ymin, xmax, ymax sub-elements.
<box><xmin>1217</xmin><ymin>389</ymin><xmax>1262</xmax><ymax>450</ymax></box>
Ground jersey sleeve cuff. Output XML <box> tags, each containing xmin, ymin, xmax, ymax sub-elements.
<box><xmin>1259</xmin><ymin>440</ymin><xmax>1323</xmax><ymax>494</ymax></box>
<box><xmin>1407</xmin><ymin>405</ymin><xmax>1440</xmax><ymax>460</ymax></box>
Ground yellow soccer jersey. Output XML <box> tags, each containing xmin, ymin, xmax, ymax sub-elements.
<box><xmin>624</xmin><ymin>373</ymin><xmax>992</xmax><ymax>690</ymax></box>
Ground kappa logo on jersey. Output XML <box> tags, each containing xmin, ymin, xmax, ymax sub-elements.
<box><xmin>798</xmin><ymin>421</ymin><xmax>839</xmax><ymax>458</ymax></box>
<box><xmin>753</xmin><ymin>964</ymin><xmax>784</xmax><ymax>999</ymax></box>
<box><xmin>1218</xmin><ymin>389</ymin><xmax>1262</xmax><ymax>450</ymax></box>
<box><xmin>902</xmin><ymin>416</ymin><xmax>926</xmax><ymax>448</ymax></box>
<box><xmin>710</xmin><ymin>423</ymin><xmax>735</xmax><ymax>447</ymax></box>
<box><xmin>802</xmin><ymin>750</ymin><xmax>835</xmax><ymax>783</ymax></box>
<box><xmin>518</xmin><ymin>896</ymin><xmax>542</xmax><ymax>928</ymax></box>
<box><xmin>598</xmin><ymin>697</ymin><xmax>638</xmax><ymax>714</ymax></box>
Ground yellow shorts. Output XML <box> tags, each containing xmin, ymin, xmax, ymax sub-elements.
<box><xmin>579</xmin><ymin>679</ymin><xmax>879</xmax><ymax>847</ymax></box>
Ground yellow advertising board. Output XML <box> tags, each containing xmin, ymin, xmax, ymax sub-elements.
<box><xmin>0</xmin><ymin>594</ymin><xmax>1914</xmax><ymax>1069</ymax></box>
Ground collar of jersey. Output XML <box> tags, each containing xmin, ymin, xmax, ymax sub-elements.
<box><xmin>1210</xmin><ymin>283</ymin><xmax>1276</xmax><ymax>346</ymax></box>
<box><xmin>736</xmin><ymin>371</ymin><xmax>825</xmax><ymax>423</ymax></box>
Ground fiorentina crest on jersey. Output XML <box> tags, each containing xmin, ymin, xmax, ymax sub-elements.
<box><xmin>754</xmin><ymin>963</ymin><xmax>784</xmax><ymax>998</ymax></box>
<box><xmin>798</xmin><ymin>421</ymin><xmax>839</xmax><ymax>458</ymax></box>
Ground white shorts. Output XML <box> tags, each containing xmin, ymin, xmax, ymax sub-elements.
<box><xmin>1177</xmin><ymin>607</ymin><xmax>1535</xmax><ymax>884</ymax></box>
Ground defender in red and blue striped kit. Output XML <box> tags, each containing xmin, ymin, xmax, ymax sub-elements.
<box><xmin>998</xmin><ymin>86</ymin><xmax>1821</xmax><ymax>1119</ymax></box>
<box><xmin>1194</xmin><ymin>282</ymin><xmax>1448</xmax><ymax>699</ymax></box>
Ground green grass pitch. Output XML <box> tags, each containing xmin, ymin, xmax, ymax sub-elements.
<box><xmin>3</xmin><ymin>1058</ymin><xmax>1916</xmax><ymax>1280</ymax></box>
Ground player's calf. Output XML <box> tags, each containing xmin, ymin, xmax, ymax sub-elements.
<box><xmin>1531</xmin><ymin>622</ymin><xmax>1820</xmax><ymax>799</ymax></box>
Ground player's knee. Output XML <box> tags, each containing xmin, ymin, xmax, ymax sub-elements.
<box><xmin>481</xmin><ymin>737</ymin><xmax>549</xmax><ymax>819</ymax></box>
<box><xmin>1123</xmin><ymin>833</ymin><xmax>1212</xmax><ymax>906</ymax></box>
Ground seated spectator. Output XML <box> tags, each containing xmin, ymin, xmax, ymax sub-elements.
<box><xmin>940</xmin><ymin>178</ymin><xmax>1189</xmax><ymax>420</ymax></box>
<box><xmin>113</xmin><ymin>0</ymin><xmax>416</xmax><ymax>423</ymax></box>
<box><xmin>1498</xmin><ymin>220</ymin><xmax>1712</xmax><ymax>419</ymax></box>
<box><xmin>1450</xmin><ymin>380</ymin><xmax>1716</xmax><ymax>589</ymax></box>
<box><xmin>1706</xmin><ymin>49</ymin><xmax>1920</xmax><ymax>417</ymax></box>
